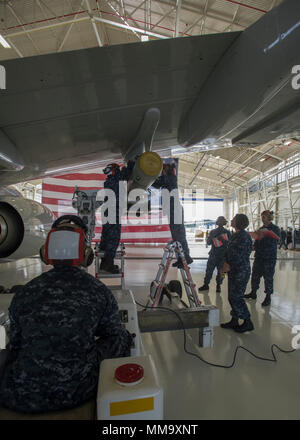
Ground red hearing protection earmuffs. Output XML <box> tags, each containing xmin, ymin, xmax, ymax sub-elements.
<box><xmin>40</xmin><ymin>215</ymin><xmax>94</xmax><ymax>267</ymax></box>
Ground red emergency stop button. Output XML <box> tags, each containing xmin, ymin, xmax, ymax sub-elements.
<box><xmin>115</xmin><ymin>363</ymin><xmax>144</xmax><ymax>385</ymax></box>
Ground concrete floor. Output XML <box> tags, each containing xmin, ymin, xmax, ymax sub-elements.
<box><xmin>1</xmin><ymin>244</ymin><xmax>300</xmax><ymax>420</ymax></box>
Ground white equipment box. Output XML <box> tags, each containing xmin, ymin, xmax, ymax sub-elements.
<box><xmin>112</xmin><ymin>289</ymin><xmax>141</xmax><ymax>357</ymax></box>
<box><xmin>97</xmin><ymin>355</ymin><xmax>163</xmax><ymax>420</ymax></box>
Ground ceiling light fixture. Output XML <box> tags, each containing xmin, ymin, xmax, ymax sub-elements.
<box><xmin>0</xmin><ymin>34</ymin><xmax>11</xmax><ymax>49</ymax></box>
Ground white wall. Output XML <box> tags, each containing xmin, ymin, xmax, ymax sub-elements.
<box><xmin>183</xmin><ymin>197</ymin><xmax>224</xmax><ymax>222</ymax></box>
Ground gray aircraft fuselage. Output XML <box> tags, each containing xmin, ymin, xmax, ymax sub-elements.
<box><xmin>0</xmin><ymin>0</ymin><xmax>299</xmax><ymax>187</ymax></box>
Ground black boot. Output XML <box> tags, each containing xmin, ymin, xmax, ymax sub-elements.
<box><xmin>216</xmin><ymin>284</ymin><xmax>221</xmax><ymax>293</ymax></box>
<box><xmin>221</xmin><ymin>317</ymin><xmax>239</xmax><ymax>329</ymax></box>
<box><xmin>172</xmin><ymin>255</ymin><xmax>193</xmax><ymax>268</ymax></box>
<box><xmin>100</xmin><ymin>258</ymin><xmax>118</xmax><ymax>271</ymax></box>
<box><xmin>262</xmin><ymin>293</ymin><xmax>271</xmax><ymax>307</ymax></box>
<box><xmin>100</xmin><ymin>257</ymin><xmax>120</xmax><ymax>274</ymax></box>
<box><xmin>172</xmin><ymin>259</ymin><xmax>182</xmax><ymax>268</ymax></box>
<box><xmin>244</xmin><ymin>291</ymin><xmax>257</xmax><ymax>300</ymax></box>
<box><xmin>198</xmin><ymin>284</ymin><xmax>209</xmax><ymax>292</ymax></box>
<box><xmin>185</xmin><ymin>256</ymin><xmax>193</xmax><ymax>265</ymax></box>
<box><xmin>234</xmin><ymin>318</ymin><xmax>254</xmax><ymax>333</ymax></box>
<box><xmin>100</xmin><ymin>257</ymin><xmax>107</xmax><ymax>270</ymax></box>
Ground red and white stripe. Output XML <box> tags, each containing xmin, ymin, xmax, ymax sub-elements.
<box><xmin>42</xmin><ymin>168</ymin><xmax>171</xmax><ymax>244</ymax></box>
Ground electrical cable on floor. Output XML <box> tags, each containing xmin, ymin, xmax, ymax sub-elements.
<box><xmin>135</xmin><ymin>300</ymin><xmax>296</xmax><ymax>369</ymax></box>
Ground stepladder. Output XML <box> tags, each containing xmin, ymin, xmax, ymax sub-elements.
<box><xmin>147</xmin><ymin>240</ymin><xmax>201</xmax><ymax>309</ymax></box>
<box><xmin>94</xmin><ymin>242</ymin><xmax>126</xmax><ymax>289</ymax></box>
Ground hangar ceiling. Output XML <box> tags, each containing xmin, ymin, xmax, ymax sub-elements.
<box><xmin>0</xmin><ymin>0</ymin><xmax>284</xmax><ymax>60</ymax></box>
<box><xmin>178</xmin><ymin>138</ymin><xmax>300</xmax><ymax>197</ymax></box>
<box><xmin>2</xmin><ymin>0</ymin><xmax>299</xmax><ymax>198</ymax></box>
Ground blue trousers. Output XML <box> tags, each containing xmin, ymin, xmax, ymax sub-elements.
<box><xmin>251</xmin><ymin>258</ymin><xmax>276</xmax><ymax>295</ymax></box>
<box><xmin>99</xmin><ymin>222</ymin><xmax>121</xmax><ymax>258</ymax></box>
<box><xmin>228</xmin><ymin>270</ymin><xmax>251</xmax><ymax>320</ymax></box>
<box><xmin>170</xmin><ymin>223</ymin><xmax>191</xmax><ymax>259</ymax></box>
<box><xmin>204</xmin><ymin>253</ymin><xmax>226</xmax><ymax>286</ymax></box>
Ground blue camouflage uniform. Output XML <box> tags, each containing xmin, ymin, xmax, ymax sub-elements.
<box><xmin>251</xmin><ymin>223</ymin><xmax>280</xmax><ymax>296</ymax></box>
<box><xmin>204</xmin><ymin>226</ymin><xmax>231</xmax><ymax>286</ymax></box>
<box><xmin>226</xmin><ymin>230</ymin><xmax>252</xmax><ymax>320</ymax></box>
<box><xmin>0</xmin><ymin>265</ymin><xmax>132</xmax><ymax>413</ymax></box>
<box><xmin>152</xmin><ymin>174</ymin><xmax>191</xmax><ymax>261</ymax></box>
<box><xmin>99</xmin><ymin>162</ymin><xmax>134</xmax><ymax>258</ymax></box>
<box><xmin>279</xmin><ymin>229</ymin><xmax>287</xmax><ymax>249</ymax></box>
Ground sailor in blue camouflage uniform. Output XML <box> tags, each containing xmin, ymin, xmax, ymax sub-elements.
<box><xmin>152</xmin><ymin>163</ymin><xmax>193</xmax><ymax>268</ymax></box>
<box><xmin>221</xmin><ymin>214</ymin><xmax>254</xmax><ymax>333</ymax></box>
<box><xmin>198</xmin><ymin>216</ymin><xmax>231</xmax><ymax>293</ymax></box>
<box><xmin>0</xmin><ymin>216</ymin><xmax>132</xmax><ymax>414</ymax></box>
<box><xmin>245</xmin><ymin>210</ymin><xmax>280</xmax><ymax>306</ymax></box>
<box><xmin>99</xmin><ymin>161</ymin><xmax>135</xmax><ymax>273</ymax></box>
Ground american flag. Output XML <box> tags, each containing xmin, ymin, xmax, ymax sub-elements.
<box><xmin>42</xmin><ymin>167</ymin><xmax>172</xmax><ymax>244</ymax></box>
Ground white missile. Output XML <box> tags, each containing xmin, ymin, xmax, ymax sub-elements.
<box><xmin>128</xmin><ymin>151</ymin><xmax>163</xmax><ymax>192</ymax></box>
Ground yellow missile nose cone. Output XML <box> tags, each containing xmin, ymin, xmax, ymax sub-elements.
<box><xmin>139</xmin><ymin>152</ymin><xmax>162</xmax><ymax>177</ymax></box>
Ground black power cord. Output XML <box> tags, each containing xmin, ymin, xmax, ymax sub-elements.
<box><xmin>136</xmin><ymin>300</ymin><xmax>296</xmax><ymax>369</ymax></box>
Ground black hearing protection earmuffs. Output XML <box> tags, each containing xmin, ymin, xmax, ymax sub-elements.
<box><xmin>40</xmin><ymin>215</ymin><xmax>94</xmax><ymax>267</ymax></box>
<box><xmin>103</xmin><ymin>163</ymin><xmax>120</xmax><ymax>177</ymax></box>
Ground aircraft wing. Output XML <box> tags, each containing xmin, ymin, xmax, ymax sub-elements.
<box><xmin>0</xmin><ymin>0</ymin><xmax>300</xmax><ymax>188</ymax></box>
<box><xmin>0</xmin><ymin>31</ymin><xmax>240</xmax><ymax>186</ymax></box>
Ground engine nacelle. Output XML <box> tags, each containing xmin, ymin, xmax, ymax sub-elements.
<box><xmin>0</xmin><ymin>196</ymin><xmax>55</xmax><ymax>260</ymax></box>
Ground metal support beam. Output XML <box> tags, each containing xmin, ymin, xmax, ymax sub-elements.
<box><xmin>36</xmin><ymin>0</ymin><xmax>58</xmax><ymax>42</ymax></box>
<box><xmin>261</xmin><ymin>176</ymin><xmax>267</xmax><ymax>210</ymax></box>
<box><xmin>184</xmin><ymin>14</ymin><xmax>203</xmax><ymax>34</ymax></box>
<box><xmin>93</xmin><ymin>15</ymin><xmax>168</xmax><ymax>39</ymax></box>
<box><xmin>128</xmin><ymin>0</ymin><xmax>147</xmax><ymax>21</ymax></box>
<box><xmin>223</xmin><ymin>4</ymin><xmax>239</xmax><ymax>32</ymax></box>
<box><xmin>274</xmin><ymin>183</ymin><xmax>279</xmax><ymax>225</ymax></box>
<box><xmin>107</xmin><ymin>0</ymin><xmax>141</xmax><ymax>39</ymax></box>
<box><xmin>193</xmin><ymin>152</ymin><xmax>206</xmax><ymax>172</ymax></box>
<box><xmin>5</xmin><ymin>37</ymin><xmax>23</xmax><ymax>57</ymax></box>
<box><xmin>189</xmin><ymin>156</ymin><xmax>209</xmax><ymax>186</ymax></box>
<box><xmin>112</xmin><ymin>0</ymin><xmax>145</xmax><ymax>31</ymax></box>
<box><xmin>285</xmin><ymin>165</ymin><xmax>296</xmax><ymax>229</ymax></box>
<box><xmin>5</xmin><ymin>16</ymin><xmax>91</xmax><ymax>39</ymax></box>
<box><xmin>174</xmin><ymin>0</ymin><xmax>182</xmax><ymax>38</ymax></box>
<box><xmin>85</xmin><ymin>0</ymin><xmax>103</xmax><ymax>46</ymax></box>
<box><xmin>146</xmin><ymin>0</ymin><xmax>151</xmax><ymax>30</ymax></box>
<box><xmin>222</xmin><ymin>145</ymin><xmax>277</xmax><ymax>184</ymax></box>
<box><xmin>7</xmin><ymin>2</ymin><xmax>41</xmax><ymax>54</ymax></box>
<box><xmin>151</xmin><ymin>0</ymin><xmax>244</xmax><ymax>31</ymax></box>
<box><xmin>247</xmin><ymin>187</ymin><xmax>254</xmax><ymax>230</ymax></box>
<box><xmin>150</xmin><ymin>4</ymin><xmax>177</xmax><ymax>32</ymax></box>
<box><xmin>250</xmin><ymin>146</ymin><xmax>283</xmax><ymax>162</ymax></box>
<box><xmin>218</xmin><ymin>149</ymin><xmax>247</xmax><ymax>176</ymax></box>
<box><xmin>58</xmin><ymin>0</ymin><xmax>86</xmax><ymax>52</ymax></box>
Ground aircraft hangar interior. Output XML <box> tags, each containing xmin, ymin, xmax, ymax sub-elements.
<box><xmin>0</xmin><ymin>0</ymin><xmax>300</xmax><ymax>423</ymax></box>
